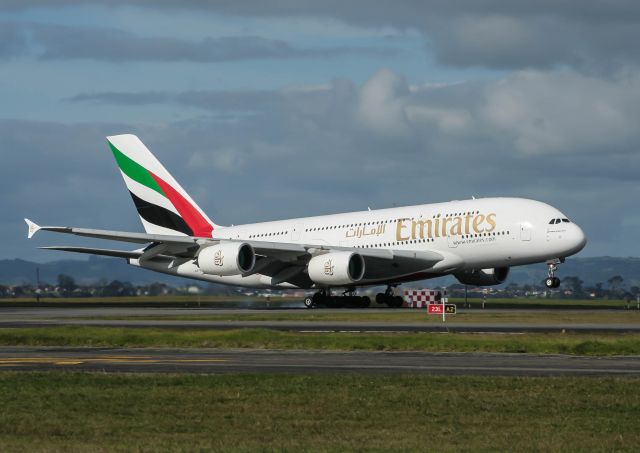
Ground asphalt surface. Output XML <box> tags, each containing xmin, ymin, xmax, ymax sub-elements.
<box><xmin>0</xmin><ymin>347</ymin><xmax>639</xmax><ymax>376</ymax></box>
<box><xmin>1</xmin><ymin>306</ymin><xmax>639</xmax><ymax>333</ymax></box>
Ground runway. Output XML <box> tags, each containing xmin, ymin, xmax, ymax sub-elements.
<box><xmin>1</xmin><ymin>306</ymin><xmax>639</xmax><ymax>333</ymax></box>
<box><xmin>4</xmin><ymin>319</ymin><xmax>640</xmax><ymax>333</ymax></box>
<box><xmin>0</xmin><ymin>347</ymin><xmax>639</xmax><ymax>376</ymax></box>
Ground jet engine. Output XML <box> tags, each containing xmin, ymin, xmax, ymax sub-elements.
<box><xmin>454</xmin><ymin>267</ymin><xmax>510</xmax><ymax>286</ymax></box>
<box><xmin>197</xmin><ymin>242</ymin><xmax>255</xmax><ymax>276</ymax></box>
<box><xmin>307</xmin><ymin>251</ymin><xmax>365</xmax><ymax>286</ymax></box>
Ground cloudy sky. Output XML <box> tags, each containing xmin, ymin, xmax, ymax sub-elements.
<box><xmin>2</xmin><ymin>0</ymin><xmax>639</xmax><ymax>262</ymax></box>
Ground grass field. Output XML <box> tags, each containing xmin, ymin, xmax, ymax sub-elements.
<box><xmin>0</xmin><ymin>372</ymin><xmax>638</xmax><ymax>452</ymax></box>
<box><xmin>1</xmin><ymin>327</ymin><xmax>640</xmax><ymax>355</ymax></box>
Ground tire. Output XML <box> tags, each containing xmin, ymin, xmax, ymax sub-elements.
<box><xmin>552</xmin><ymin>277</ymin><xmax>561</xmax><ymax>289</ymax></box>
<box><xmin>545</xmin><ymin>278</ymin><xmax>555</xmax><ymax>289</ymax></box>
<box><xmin>304</xmin><ymin>296</ymin><xmax>315</xmax><ymax>308</ymax></box>
<box><xmin>361</xmin><ymin>296</ymin><xmax>371</xmax><ymax>308</ymax></box>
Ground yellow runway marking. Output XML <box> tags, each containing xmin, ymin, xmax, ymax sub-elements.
<box><xmin>0</xmin><ymin>356</ymin><xmax>229</xmax><ymax>366</ymax></box>
<box><xmin>99</xmin><ymin>355</ymin><xmax>158</xmax><ymax>359</ymax></box>
<box><xmin>0</xmin><ymin>358</ymin><xmax>69</xmax><ymax>363</ymax></box>
<box><xmin>168</xmin><ymin>359</ymin><xmax>228</xmax><ymax>363</ymax></box>
<box><xmin>90</xmin><ymin>358</ymin><xmax>160</xmax><ymax>363</ymax></box>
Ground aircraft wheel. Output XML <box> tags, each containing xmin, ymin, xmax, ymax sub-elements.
<box><xmin>361</xmin><ymin>296</ymin><xmax>371</xmax><ymax>308</ymax></box>
<box><xmin>304</xmin><ymin>296</ymin><xmax>315</xmax><ymax>308</ymax></box>
<box><xmin>552</xmin><ymin>277</ymin><xmax>561</xmax><ymax>288</ymax></box>
<box><xmin>545</xmin><ymin>278</ymin><xmax>555</xmax><ymax>289</ymax></box>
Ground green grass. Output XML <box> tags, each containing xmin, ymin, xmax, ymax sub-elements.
<box><xmin>456</xmin><ymin>297</ymin><xmax>631</xmax><ymax>308</ymax></box>
<box><xmin>1</xmin><ymin>327</ymin><xmax>640</xmax><ymax>355</ymax></box>
<box><xmin>95</xmin><ymin>310</ymin><xmax>640</xmax><ymax>324</ymax></box>
<box><xmin>0</xmin><ymin>372</ymin><xmax>638</xmax><ymax>452</ymax></box>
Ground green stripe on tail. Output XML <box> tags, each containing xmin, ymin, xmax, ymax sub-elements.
<box><xmin>108</xmin><ymin>142</ymin><xmax>164</xmax><ymax>196</ymax></box>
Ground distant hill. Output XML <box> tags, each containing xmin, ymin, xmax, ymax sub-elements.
<box><xmin>508</xmin><ymin>257</ymin><xmax>640</xmax><ymax>288</ymax></box>
<box><xmin>406</xmin><ymin>257</ymin><xmax>640</xmax><ymax>289</ymax></box>
<box><xmin>0</xmin><ymin>256</ymin><xmax>638</xmax><ymax>289</ymax></box>
<box><xmin>0</xmin><ymin>255</ymin><xmax>192</xmax><ymax>286</ymax></box>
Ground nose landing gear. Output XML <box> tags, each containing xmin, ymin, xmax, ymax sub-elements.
<box><xmin>545</xmin><ymin>259</ymin><xmax>562</xmax><ymax>289</ymax></box>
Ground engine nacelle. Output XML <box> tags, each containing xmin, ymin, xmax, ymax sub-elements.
<box><xmin>197</xmin><ymin>242</ymin><xmax>255</xmax><ymax>276</ymax></box>
<box><xmin>307</xmin><ymin>251</ymin><xmax>365</xmax><ymax>286</ymax></box>
<box><xmin>454</xmin><ymin>267</ymin><xmax>510</xmax><ymax>286</ymax></box>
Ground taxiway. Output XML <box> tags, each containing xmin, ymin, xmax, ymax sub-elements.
<box><xmin>0</xmin><ymin>347</ymin><xmax>638</xmax><ymax>376</ymax></box>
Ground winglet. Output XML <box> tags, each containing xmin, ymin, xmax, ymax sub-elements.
<box><xmin>25</xmin><ymin>218</ymin><xmax>41</xmax><ymax>239</ymax></box>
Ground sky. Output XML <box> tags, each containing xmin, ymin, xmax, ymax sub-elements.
<box><xmin>1</xmin><ymin>0</ymin><xmax>639</xmax><ymax>262</ymax></box>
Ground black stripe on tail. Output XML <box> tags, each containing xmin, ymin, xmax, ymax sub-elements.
<box><xmin>129</xmin><ymin>191</ymin><xmax>193</xmax><ymax>236</ymax></box>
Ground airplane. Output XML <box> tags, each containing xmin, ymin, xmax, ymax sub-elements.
<box><xmin>25</xmin><ymin>134</ymin><xmax>587</xmax><ymax>308</ymax></box>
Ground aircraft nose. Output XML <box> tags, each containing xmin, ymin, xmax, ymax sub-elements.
<box><xmin>571</xmin><ymin>224</ymin><xmax>587</xmax><ymax>253</ymax></box>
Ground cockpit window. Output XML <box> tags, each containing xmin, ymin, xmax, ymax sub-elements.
<box><xmin>549</xmin><ymin>219</ymin><xmax>556</xmax><ymax>224</ymax></box>
<box><xmin>561</xmin><ymin>218</ymin><xmax>570</xmax><ymax>223</ymax></box>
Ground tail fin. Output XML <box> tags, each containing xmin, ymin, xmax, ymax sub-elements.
<box><xmin>107</xmin><ymin>134</ymin><xmax>218</xmax><ymax>237</ymax></box>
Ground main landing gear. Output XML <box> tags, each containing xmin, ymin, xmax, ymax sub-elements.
<box><xmin>303</xmin><ymin>286</ymin><xmax>403</xmax><ymax>309</ymax></box>
<box><xmin>304</xmin><ymin>289</ymin><xmax>371</xmax><ymax>309</ymax></box>
<box><xmin>375</xmin><ymin>286</ymin><xmax>404</xmax><ymax>308</ymax></box>
<box><xmin>545</xmin><ymin>259</ymin><xmax>563</xmax><ymax>289</ymax></box>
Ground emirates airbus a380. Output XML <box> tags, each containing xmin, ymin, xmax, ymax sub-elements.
<box><xmin>26</xmin><ymin>134</ymin><xmax>586</xmax><ymax>308</ymax></box>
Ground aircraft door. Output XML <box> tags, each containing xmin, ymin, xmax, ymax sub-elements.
<box><xmin>291</xmin><ymin>224</ymin><xmax>303</xmax><ymax>241</ymax></box>
<box><xmin>520</xmin><ymin>222</ymin><xmax>532</xmax><ymax>241</ymax></box>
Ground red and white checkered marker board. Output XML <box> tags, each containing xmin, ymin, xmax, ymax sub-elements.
<box><xmin>403</xmin><ymin>289</ymin><xmax>447</xmax><ymax>308</ymax></box>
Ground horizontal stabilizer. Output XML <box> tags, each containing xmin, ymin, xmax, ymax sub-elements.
<box><xmin>39</xmin><ymin>246</ymin><xmax>143</xmax><ymax>259</ymax></box>
<box><xmin>24</xmin><ymin>218</ymin><xmax>41</xmax><ymax>239</ymax></box>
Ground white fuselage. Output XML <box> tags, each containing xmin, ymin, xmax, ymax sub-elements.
<box><xmin>132</xmin><ymin>197</ymin><xmax>586</xmax><ymax>289</ymax></box>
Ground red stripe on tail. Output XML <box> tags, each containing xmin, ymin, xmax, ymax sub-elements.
<box><xmin>150</xmin><ymin>172</ymin><xmax>213</xmax><ymax>238</ymax></box>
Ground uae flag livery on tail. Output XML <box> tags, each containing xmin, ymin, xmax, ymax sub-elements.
<box><xmin>107</xmin><ymin>134</ymin><xmax>216</xmax><ymax>238</ymax></box>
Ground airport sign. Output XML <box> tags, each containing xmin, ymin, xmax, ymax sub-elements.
<box><xmin>427</xmin><ymin>304</ymin><xmax>456</xmax><ymax>314</ymax></box>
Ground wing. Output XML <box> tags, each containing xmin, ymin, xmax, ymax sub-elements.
<box><xmin>26</xmin><ymin>219</ymin><xmax>456</xmax><ymax>287</ymax></box>
<box><xmin>26</xmin><ymin>218</ymin><xmax>204</xmax><ymax>258</ymax></box>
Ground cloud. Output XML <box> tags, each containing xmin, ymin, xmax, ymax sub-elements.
<box><xmin>69</xmin><ymin>90</ymin><xmax>283</xmax><ymax>114</ymax></box>
<box><xmin>356</xmin><ymin>69</ymin><xmax>412</xmax><ymax>140</ymax></box>
<box><xmin>69</xmin><ymin>67</ymin><xmax>640</xmax><ymax>159</ymax></box>
<box><xmin>4</xmin><ymin>1</ymin><xmax>640</xmax><ymax>71</ymax></box>
<box><xmin>480</xmin><ymin>70</ymin><xmax>640</xmax><ymax>155</ymax></box>
<box><xmin>4</xmin><ymin>66</ymin><xmax>640</xmax><ymax>260</ymax></box>
<box><xmin>187</xmin><ymin>146</ymin><xmax>246</xmax><ymax>173</ymax></box>
<box><xmin>2</xmin><ymin>22</ymin><xmax>396</xmax><ymax>62</ymax></box>
<box><xmin>0</xmin><ymin>22</ymin><xmax>28</xmax><ymax>58</ymax></box>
